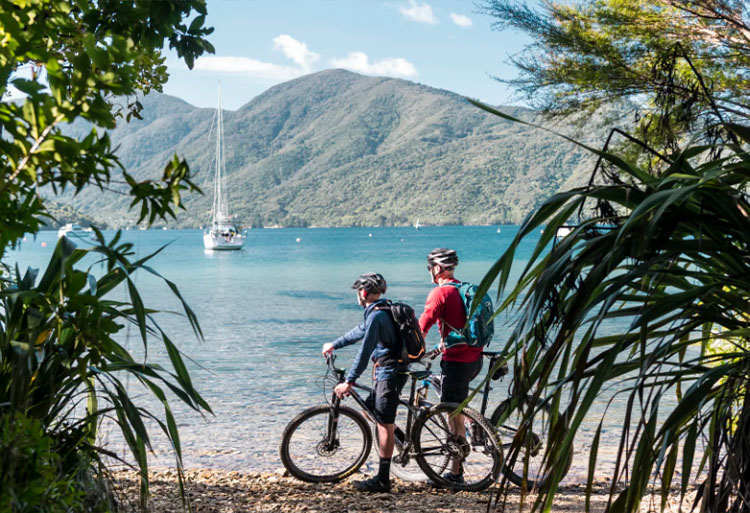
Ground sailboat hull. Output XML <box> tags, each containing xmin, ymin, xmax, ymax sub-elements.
<box><xmin>203</xmin><ymin>232</ymin><xmax>245</xmax><ymax>250</ymax></box>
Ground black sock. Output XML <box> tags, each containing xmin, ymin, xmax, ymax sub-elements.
<box><xmin>376</xmin><ymin>457</ymin><xmax>392</xmax><ymax>483</ymax></box>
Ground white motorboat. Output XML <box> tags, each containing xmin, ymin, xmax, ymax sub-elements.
<box><xmin>556</xmin><ymin>225</ymin><xmax>574</xmax><ymax>239</ymax></box>
<box><xmin>57</xmin><ymin>223</ymin><xmax>93</xmax><ymax>239</ymax></box>
<box><xmin>203</xmin><ymin>85</ymin><xmax>245</xmax><ymax>250</ymax></box>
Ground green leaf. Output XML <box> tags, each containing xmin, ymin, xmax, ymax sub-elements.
<box><xmin>661</xmin><ymin>440</ymin><xmax>679</xmax><ymax>511</ymax></box>
<box><xmin>126</xmin><ymin>277</ymin><xmax>148</xmax><ymax>348</ymax></box>
<box><xmin>682</xmin><ymin>422</ymin><xmax>698</xmax><ymax>496</ymax></box>
<box><xmin>585</xmin><ymin>422</ymin><xmax>602</xmax><ymax>512</ymax></box>
<box><xmin>189</xmin><ymin>15</ymin><xmax>205</xmax><ymax>33</ymax></box>
<box><xmin>11</xmin><ymin>78</ymin><xmax>45</xmax><ymax>95</ymax></box>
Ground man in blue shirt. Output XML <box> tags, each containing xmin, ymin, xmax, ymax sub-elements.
<box><xmin>322</xmin><ymin>272</ymin><xmax>407</xmax><ymax>493</ymax></box>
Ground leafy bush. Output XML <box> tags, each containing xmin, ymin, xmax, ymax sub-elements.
<box><xmin>0</xmin><ymin>413</ymin><xmax>87</xmax><ymax>512</ymax></box>
<box><xmin>2</xmin><ymin>0</ymin><xmax>215</xmax><ymax>506</ymax></box>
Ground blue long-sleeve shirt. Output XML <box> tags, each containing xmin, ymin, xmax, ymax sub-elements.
<box><xmin>332</xmin><ymin>299</ymin><xmax>406</xmax><ymax>382</ymax></box>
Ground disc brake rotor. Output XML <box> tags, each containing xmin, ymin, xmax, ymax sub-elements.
<box><xmin>316</xmin><ymin>438</ymin><xmax>339</xmax><ymax>456</ymax></box>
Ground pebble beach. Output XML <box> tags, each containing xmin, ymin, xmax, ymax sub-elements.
<box><xmin>113</xmin><ymin>468</ymin><xmax>695</xmax><ymax>513</ymax></box>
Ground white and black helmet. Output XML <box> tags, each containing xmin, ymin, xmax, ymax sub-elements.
<box><xmin>351</xmin><ymin>272</ymin><xmax>387</xmax><ymax>295</ymax></box>
<box><xmin>427</xmin><ymin>248</ymin><xmax>458</xmax><ymax>269</ymax></box>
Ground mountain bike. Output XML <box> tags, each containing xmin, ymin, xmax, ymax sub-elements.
<box><xmin>426</xmin><ymin>351</ymin><xmax>572</xmax><ymax>490</ymax></box>
<box><xmin>279</xmin><ymin>353</ymin><xmax>502</xmax><ymax>491</ymax></box>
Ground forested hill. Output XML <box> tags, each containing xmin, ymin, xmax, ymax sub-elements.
<box><xmin>66</xmin><ymin>69</ymin><xmax>604</xmax><ymax>228</ymax></box>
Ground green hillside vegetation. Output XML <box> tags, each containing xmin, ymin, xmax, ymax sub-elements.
<box><xmin>63</xmin><ymin>69</ymin><xmax>605</xmax><ymax>228</ymax></box>
<box><xmin>37</xmin><ymin>202</ymin><xmax>102</xmax><ymax>230</ymax></box>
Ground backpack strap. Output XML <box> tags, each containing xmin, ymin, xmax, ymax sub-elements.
<box><xmin>439</xmin><ymin>281</ymin><xmax>469</xmax><ymax>314</ymax></box>
<box><xmin>437</xmin><ymin>281</ymin><xmax>468</xmax><ymax>341</ymax></box>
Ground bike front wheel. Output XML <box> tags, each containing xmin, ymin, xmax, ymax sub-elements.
<box><xmin>280</xmin><ymin>404</ymin><xmax>372</xmax><ymax>482</ymax></box>
<box><xmin>490</xmin><ymin>395</ymin><xmax>571</xmax><ymax>490</ymax></box>
<box><xmin>413</xmin><ymin>403</ymin><xmax>502</xmax><ymax>491</ymax></box>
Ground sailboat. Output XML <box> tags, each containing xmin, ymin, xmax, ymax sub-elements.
<box><xmin>414</xmin><ymin>218</ymin><xmax>420</xmax><ymax>230</ymax></box>
<box><xmin>203</xmin><ymin>85</ymin><xmax>245</xmax><ymax>251</ymax></box>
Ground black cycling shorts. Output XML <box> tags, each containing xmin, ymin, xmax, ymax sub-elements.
<box><xmin>440</xmin><ymin>358</ymin><xmax>483</xmax><ymax>404</ymax></box>
<box><xmin>364</xmin><ymin>374</ymin><xmax>407</xmax><ymax>425</ymax></box>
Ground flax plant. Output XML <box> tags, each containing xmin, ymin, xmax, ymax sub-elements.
<box><xmin>472</xmin><ymin>101</ymin><xmax>750</xmax><ymax>512</ymax></box>
<box><xmin>0</xmin><ymin>232</ymin><xmax>211</xmax><ymax>507</ymax></box>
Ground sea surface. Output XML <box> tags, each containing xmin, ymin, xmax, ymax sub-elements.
<box><xmin>6</xmin><ymin>226</ymin><xmax>635</xmax><ymax>480</ymax></box>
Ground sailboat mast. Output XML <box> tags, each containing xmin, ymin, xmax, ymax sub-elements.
<box><xmin>203</xmin><ymin>84</ymin><xmax>245</xmax><ymax>250</ymax></box>
<box><xmin>215</xmin><ymin>84</ymin><xmax>224</xmax><ymax>219</ymax></box>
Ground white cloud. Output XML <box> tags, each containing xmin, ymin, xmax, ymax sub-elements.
<box><xmin>192</xmin><ymin>34</ymin><xmax>319</xmax><ymax>80</ymax></box>
<box><xmin>399</xmin><ymin>0</ymin><xmax>438</xmax><ymax>25</ymax></box>
<box><xmin>272</xmin><ymin>34</ymin><xmax>320</xmax><ymax>71</ymax></box>
<box><xmin>450</xmin><ymin>13</ymin><xmax>473</xmax><ymax>28</ymax></box>
<box><xmin>193</xmin><ymin>56</ymin><xmax>304</xmax><ymax>81</ymax></box>
<box><xmin>330</xmin><ymin>52</ymin><xmax>418</xmax><ymax>78</ymax></box>
<box><xmin>2</xmin><ymin>64</ymin><xmax>40</xmax><ymax>101</ymax></box>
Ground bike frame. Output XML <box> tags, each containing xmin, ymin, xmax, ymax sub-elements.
<box><xmin>424</xmin><ymin>350</ymin><xmax>506</xmax><ymax>419</ymax></box>
<box><xmin>285</xmin><ymin>353</ymin><xmax>503</xmax><ymax>489</ymax></box>
<box><xmin>477</xmin><ymin>351</ymin><xmax>507</xmax><ymax>419</ymax></box>
<box><xmin>323</xmin><ymin>355</ymin><xmax>431</xmax><ymax>453</ymax></box>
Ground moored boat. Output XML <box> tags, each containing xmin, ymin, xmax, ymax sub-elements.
<box><xmin>57</xmin><ymin>223</ymin><xmax>93</xmax><ymax>239</ymax></box>
<box><xmin>203</xmin><ymin>85</ymin><xmax>245</xmax><ymax>251</ymax></box>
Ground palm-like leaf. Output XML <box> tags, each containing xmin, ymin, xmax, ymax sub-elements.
<box><xmin>0</xmin><ymin>233</ymin><xmax>211</xmax><ymax>507</ymax></box>
<box><xmin>474</xmin><ymin>102</ymin><xmax>750</xmax><ymax>513</ymax></box>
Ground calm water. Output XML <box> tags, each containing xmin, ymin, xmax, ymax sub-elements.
<box><xmin>6</xmin><ymin>226</ymin><xmax>629</xmax><ymax>479</ymax></box>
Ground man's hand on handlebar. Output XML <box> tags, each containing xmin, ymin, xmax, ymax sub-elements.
<box><xmin>322</xmin><ymin>342</ymin><xmax>334</xmax><ymax>356</ymax></box>
<box><xmin>334</xmin><ymin>382</ymin><xmax>352</xmax><ymax>398</ymax></box>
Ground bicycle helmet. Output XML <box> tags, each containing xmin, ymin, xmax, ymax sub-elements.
<box><xmin>351</xmin><ymin>272</ymin><xmax>387</xmax><ymax>295</ymax></box>
<box><xmin>427</xmin><ymin>248</ymin><xmax>458</xmax><ymax>269</ymax></box>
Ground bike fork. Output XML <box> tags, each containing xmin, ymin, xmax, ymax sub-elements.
<box><xmin>325</xmin><ymin>394</ymin><xmax>342</xmax><ymax>451</ymax></box>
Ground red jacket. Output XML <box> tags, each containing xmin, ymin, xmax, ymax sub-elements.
<box><xmin>419</xmin><ymin>280</ymin><xmax>482</xmax><ymax>363</ymax></box>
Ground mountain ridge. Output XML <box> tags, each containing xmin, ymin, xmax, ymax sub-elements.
<box><xmin>61</xmin><ymin>69</ymin><xmax>602</xmax><ymax>228</ymax></box>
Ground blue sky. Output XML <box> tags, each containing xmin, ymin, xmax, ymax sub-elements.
<box><xmin>163</xmin><ymin>0</ymin><xmax>530</xmax><ymax>110</ymax></box>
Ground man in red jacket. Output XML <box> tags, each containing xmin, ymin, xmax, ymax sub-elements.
<box><xmin>419</xmin><ymin>248</ymin><xmax>483</xmax><ymax>485</ymax></box>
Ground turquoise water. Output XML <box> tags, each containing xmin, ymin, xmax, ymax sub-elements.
<box><xmin>6</xmin><ymin>226</ymin><xmax>625</xmax><ymax>478</ymax></box>
<box><xmin>8</xmin><ymin>226</ymin><xmax>532</xmax><ymax>469</ymax></box>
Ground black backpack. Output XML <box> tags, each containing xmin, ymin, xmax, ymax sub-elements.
<box><xmin>375</xmin><ymin>301</ymin><xmax>426</xmax><ymax>362</ymax></box>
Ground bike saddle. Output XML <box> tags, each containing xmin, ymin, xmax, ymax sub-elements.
<box><xmin>403</xmin><ymin>369</ymin><xmax>432</xmax><ymax>380</ymax></box>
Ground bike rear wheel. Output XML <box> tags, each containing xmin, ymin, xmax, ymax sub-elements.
<box><xmin>280</xmin><ymin>404</ymin><xmax>372</xmax><ymax>482</ymax></box>
<box><xmin>413</xmin><ymin>403</ymin><xmax>502</xmax><ymax>491</ymax></box>
<box><xmin>377</xmin><ymin>399</ymin><xmax>432</xmax><ymax>483</ymax></box>
<box><xmin>490</xmin><ymin>395</ymin><xmax>571</xmax><ymax>490</ymax></box>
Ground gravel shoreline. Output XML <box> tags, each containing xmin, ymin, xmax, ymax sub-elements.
<box><xmin>112</xmin><ymin>469</ymin><xmax>695</xmax><ymax>513</ymax></box>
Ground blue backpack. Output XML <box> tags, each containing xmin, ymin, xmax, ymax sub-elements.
<box><xmin>441</xmin><ymin>282</ymin><xmax>494</xmax><ymax>349</ymax></box>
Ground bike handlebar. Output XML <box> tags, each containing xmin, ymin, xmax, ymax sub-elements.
<box><xmin>325</xmin><ymin>353</ymin><xmax>346</xmax><ymax>379</ymax></box>
<box><xmin>325</xmin><ymin>347</ymin><xmax>440</xmax><ymax>381</ymax></box>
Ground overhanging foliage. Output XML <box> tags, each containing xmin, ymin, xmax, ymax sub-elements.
<box><xmin>474</xmin><ymin>102</ymin><xmax>750</xmax><ymax>512</ymax></box>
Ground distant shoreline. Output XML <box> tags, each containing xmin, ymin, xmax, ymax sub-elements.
<box><xmin>40</xmin><ymin>223</ymin><xmax>518</xmax><ymax>231</ymax></box>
